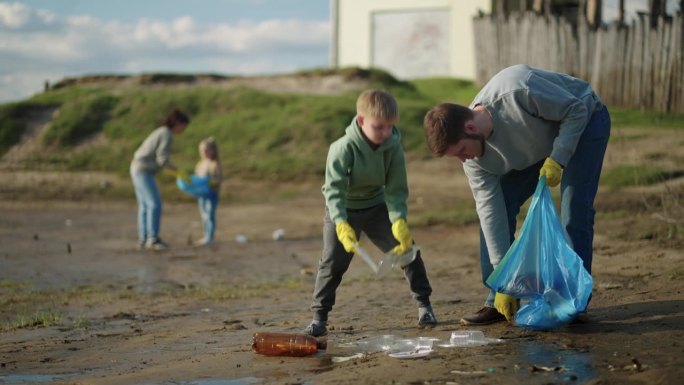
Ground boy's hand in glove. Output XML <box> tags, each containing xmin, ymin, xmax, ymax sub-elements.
<box><xmin>539</xmin><ymin>157</ymin><xmax>563</xmax><ymax>187</ymax></box>
<box><xmin>391</xmin><ymin>219</ymin><xmax>413</xmax><ymax>255</ymax></box>
<box><xmin>494</xmin><ymin>292</ymin><xmax>519</xmax><ymax>322</ymax></box>
<box><xmin>335</xmin><ymin>221</ymin><xmax>358</xmax><ymax>253</ymax></box>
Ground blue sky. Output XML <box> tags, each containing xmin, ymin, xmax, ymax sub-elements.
<box><xmin>0</xmin><ymin>0</ymin><xmax>331</xmax><ymax>102</ymax></box>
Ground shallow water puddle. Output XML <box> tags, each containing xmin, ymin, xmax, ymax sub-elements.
<box><xmin>0</xmin><ymin>374</ymin><xmax>73</xmax><ymax>384</ymax></box>
<box><xmin>0</xmin><ymin>375</ymin><xmax>261</xmax><ymax>385</ymax></box>
<box><xmin>515</xmin><ymin>341</ymin><xmax>596</xmax><ymax>382</ymax></box>
<box><xmin>145</xmin><ymin>378</ymin><xmax>260</xmax><ymax>385</ymax></box>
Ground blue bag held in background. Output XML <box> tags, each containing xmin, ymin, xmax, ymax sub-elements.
<box><xmin>177</xmin><ymin>175</ymin><xmax>212</xmax><ymax>198</ymax></box>
<box><xmin>486</xmin><ymin>177</ymin><xmax>593</xmax><ymax>330</ymax></box>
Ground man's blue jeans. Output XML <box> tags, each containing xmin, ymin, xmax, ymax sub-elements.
<box><xmin>480</xmin><ymin>106</ymin><xmax>611</xmax><ymax>307</ymax></box>
<box><xmin>131</xmin><ymin>170</ymin><xmax>162</xmax><ymax>243</ymax></box>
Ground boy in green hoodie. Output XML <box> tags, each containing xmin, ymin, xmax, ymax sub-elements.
<box><xmin>304</xmin><ymin>89</ymin><xmax>437</xmax><ymax>337</ymax></box>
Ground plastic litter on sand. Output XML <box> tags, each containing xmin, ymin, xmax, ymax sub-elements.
<box><xmin>437</xmin><ymin>330</ymin><xmax>503</xmax><ymax>347</ymax></box>
<box><xmin>356</xmin><ymin>335</ymin><xmax>438</xmax><ymax>358</ymax></box>
<box><xmin>354</xmin><ymin>245</ymin><xmax>419</xmax><ymax>277</ymax></box>
<box><xmin>388</xmin><ymin>347</ymin><xmax>433</xmax><ymax>359</ymax></box>
<box><xmin>272</xmin><ymin>229</ymin><xmax>285</xmax><ymax>241</ymax></box>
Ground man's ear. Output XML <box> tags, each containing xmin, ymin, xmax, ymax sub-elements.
<box><xmin>464</xmin><ymin>120</ymin><xmax>477</xmax><ymax>135</ymax></box>
<box><xmin>356</xmin><ymin>115</ymin><xmax>365</xmax><ymax>126</ymax></box>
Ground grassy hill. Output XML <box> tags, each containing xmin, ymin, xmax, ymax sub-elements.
<box><xmin>0</xmin><ymin>68</ymin><xmax>479</xmax><ymax>180</ymax></box>
<box><xmin>1</xmin><ymin>67</ymin><xmax>682</xmax><ymax>204</ymax></box>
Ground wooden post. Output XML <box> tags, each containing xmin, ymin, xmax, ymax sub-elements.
<box><xmin>496</xmin><ymin>0</ymin><xmax>505</xmax><ymax>18</ymax></box>
<box><xmin>587</xmin><ymin>0</ymin><xmax>602</xmax><ymax>29</ymax></box>
<box><xmin>533</xmin><ymin>0</ymin><xmax>543</xmax><ymax>14</ymax></box>
<box><xmin>532</xmin><ymin>0</ymin><xmax>551</xmax><ymax>17</ymax></box>
<box><xmin>617</xmin><ymin>0</ymin><xmax>625</xmax><ymax>25</ymax></box>
<box><xmin>649</xmin><ymin>0</ymin><xmax>664</xmax><ymax>27</ymax></box>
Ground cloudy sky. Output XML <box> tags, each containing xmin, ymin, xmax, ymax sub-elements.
<box><xmin>0</xmin><ymin>0</ymin><xmax>330</xmax><ymax>103</ymax></box>
<box><xmin>1</xmin><ymin>1</ymin><xmax>680</xmax><ymax>104</ymax></box>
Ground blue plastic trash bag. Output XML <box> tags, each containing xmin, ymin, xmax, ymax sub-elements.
<box><xmin>176</xmin><ymin>175</ymin><xmax>212</xmax><ymax>198</ymax></box>
<box><xmin>486</xmin><ymin>177</ymin><xmax>593</xmax><ymax>330</ymax></box>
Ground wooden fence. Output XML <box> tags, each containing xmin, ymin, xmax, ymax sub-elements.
<box><xmin>473</xmin><ymin>12</ymin><xmax>684</xmax><ymax>113</ymax></box>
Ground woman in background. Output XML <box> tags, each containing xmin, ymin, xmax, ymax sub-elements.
<box><xmin>130</xmin><ymin>108</ymin><xmax>190</xmax><ymax>250</ymax></box>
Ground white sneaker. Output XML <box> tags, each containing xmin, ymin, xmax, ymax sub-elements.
<box><xmin>194</xmin><ymin>237</ymin><xmax>213</xmax><ymax>247</ymax></box>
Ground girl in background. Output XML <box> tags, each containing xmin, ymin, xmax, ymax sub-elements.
<box><xmin>193</xmin><ymin>137</ymin><xmax>222</xmax><ymax>246</ymax></box>
<box><xmin>130</xmin><ymin>108</ymin><xmax>189</xmax><ymax>250</ymax></box>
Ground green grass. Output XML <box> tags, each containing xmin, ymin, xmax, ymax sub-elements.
<box><xmin>413</xmin><ymin>205</ymin><xmax>480</xmax><ymax>227</ymax></box>
<box><xmin>410</xmin><ymin>77</ymin><xmax>479</xmax><ymax>105</ymax></box>
<box><xmin>600</xmin><ymin>164</ymin><xmax>682</xmax><ymax>190</ymax></box>
<box><xmin>6</xmin><ymin>68</ymin><xmax>680</xmax><ymax>179</ymax></box>
<box><xmin>0</xmin><ymin>101</ymin><xmax>59</xmax><ymax>156</ymax></box>
<box><xmin>41</xmin><ymin>93</ymin><xmax>118</xmax><ymax>146</ymax></box>
<box><xmin>9</xmin><ymin>68</ymin><xmax>463</xmax><ymax>178</ymax></box>
<box><xmin>3</xmin><ymin>309</ymin><xmax>63</xmax><ymax>331</ymax></box>
<box><xmin>608</xmin><ymin>107</ymin><xmax>684</xmax><ymax>129</ymax></box>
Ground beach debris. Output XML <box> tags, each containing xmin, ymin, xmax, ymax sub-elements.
<box><xmin>356</xmin><ymin>335</ymin><xmax>437</xmax><ymax>359</ymax></box>
<box><xmin>332</xmin><ymin>353</ymin><xmax>365</xmax><ymax>363</ymax></box>
<box><xmin>437</xmin><ymin>330</ymin><xmax>503</xmax><ymax>347</ymax></box>
<box><xmin>388</xmin><ymin>346</ymin><xmax>433</xmax><ymax>359</ymax></box>
<box><xmin>530</xmin><ymin>365</ymin><xmax>563</xmax><ymax>372</ymax></box>
<box><xmin>272</xmin><ymin>229</ymin><xmax>285</xmax><ymax>240</ymax></box>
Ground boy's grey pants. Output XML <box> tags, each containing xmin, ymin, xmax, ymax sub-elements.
<box><xmin>310</xmin><ymin>203</ymin><xmax>433</xmax><ymax>322</ymax></box>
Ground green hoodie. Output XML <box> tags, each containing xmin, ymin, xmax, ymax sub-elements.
<box><xmin>322</xmin><ymin>116</ymin><xmax>408</xmax><ymax>224</ymax></box>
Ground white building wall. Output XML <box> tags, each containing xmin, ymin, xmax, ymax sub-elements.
<box><xmin>333</xmin><ymin>0</ymin><xmax>490</xmax><ymax>80</ymax></box>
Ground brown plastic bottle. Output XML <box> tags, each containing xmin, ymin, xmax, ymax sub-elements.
<box><xmin>252</xmin><ymin>332</ymin><xmax>327</xmax><ymax>357</ymax></box>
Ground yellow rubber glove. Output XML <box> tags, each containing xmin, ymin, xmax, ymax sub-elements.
<box><xmin>177</xmin><ymin>169</ymin><xmax>191</xmax><ymax>184</ymax></box>
<box><xmin>391</xmin><ymin>219</ymin><xmax>413</xmax><ymax>255</ymax></box>
<box><xmin>539</xmin><ymin>157</ymin><xmax>563</xmax><ymax>187</ymax></box>
<box><xmin>494</xmin><ymin>293</ymin><xmax>519</xmax><ymax>322</ymax></box>
<box><xmin>335</xmin><ymin>221</ymin><xmax>358</xmax><ymax>253</ymax></box>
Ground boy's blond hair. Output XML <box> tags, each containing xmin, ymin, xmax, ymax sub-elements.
<box><xmin>356</xmin><ymin>89</ymin><xmax>399</xmax><ymax>121</ymax></box>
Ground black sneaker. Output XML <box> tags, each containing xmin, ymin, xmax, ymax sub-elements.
<box><xmin>304</xmin><ymin>321</ymin><xmax>328</xmax><ymax>337</ymax></box>
<box><xmin>418</xmin><ymin>305</ymin><xmax>438</xmax><ymax>328</ymax></box>
<box><xmin>570</xmin><ymin>312</ymin><xmax>590</xmax><ymax>324</ymax></box>
<box><xmin>460</xmin><ymin>307</ymin><xmax>506</xmax><ymax>325</ymax></box>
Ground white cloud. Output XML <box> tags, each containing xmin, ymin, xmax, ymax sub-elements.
<box><xmin>0</xmin><ymin>1</ymin><xmax>29</xmax><ymax>28</ymax></box>
<box><xmin>0</xmin><ymin>2</ymin><xmax>329</xmax><ymax>103</ymax></box>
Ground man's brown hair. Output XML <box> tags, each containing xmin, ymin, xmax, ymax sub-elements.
<box><xmin>423</xmin><ymin>103</ymin><xmax>473</xmax><ymax>156</ymax></box>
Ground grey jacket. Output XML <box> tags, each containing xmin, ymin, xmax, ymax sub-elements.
<box><xmin>464</xmin><ymin>64</ymin><xmax>603</xmax><ymax>266</ymax></box>
<box><xmin>130</xmin><ymin>126</ymin><xmax>174</xmax><ymax>174</ymax></box>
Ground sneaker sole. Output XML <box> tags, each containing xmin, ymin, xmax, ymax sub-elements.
<box><xmin>418</xmin><ymin>323</ymin><xmax>437</xmax><ymax>329</ymax></box>
<box><xmin>459</xmin><ymin>317</ymin><xmax>506</xmax><ymax>326</ymax></box>
<box><xmin>304</xmin><ymin>325</ymin><xmax>328</xmax><ymax>337</ymax></box>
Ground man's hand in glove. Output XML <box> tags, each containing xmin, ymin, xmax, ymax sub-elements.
<box><xmin>335</xmin><ymin>221</ymin><xmax>358</xmax><ymax>253</ymax></box>
<box><xmin>539</xmin><ymin>157</ymin><xmax>563</xmax><ymax>187</ymax></box>
<box><xmin>494</xmin><ymin>292</ymin><xmax>519</xmax><ymax>322</ymax></box>
<box><xmin>391</xmin><ymin>219</ymin><xmax>413</xmax><ymax>255</ymax></box>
